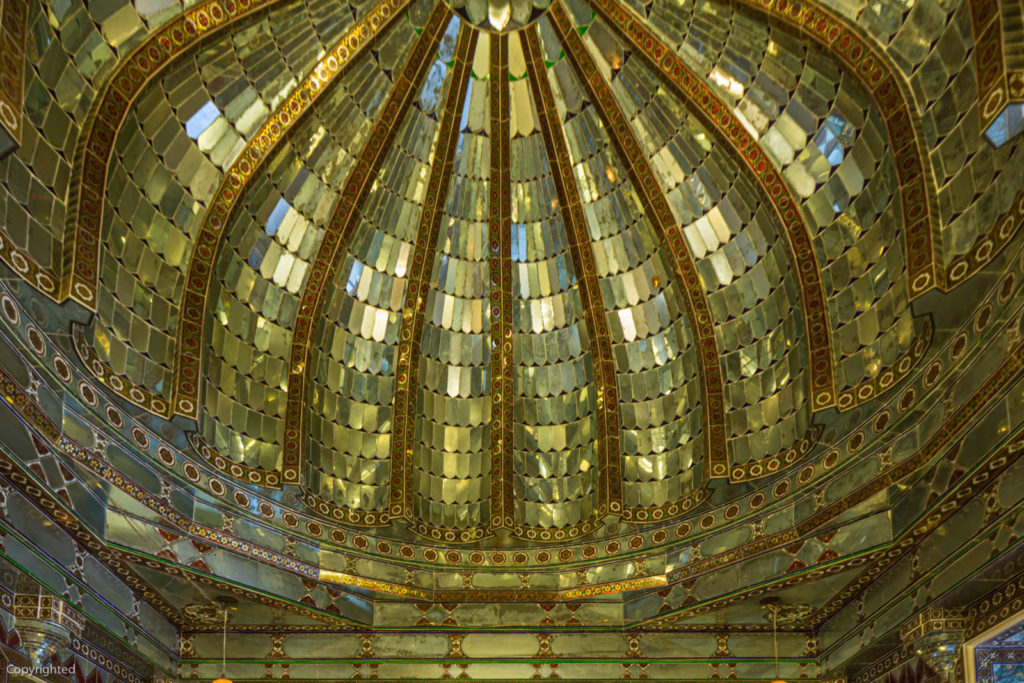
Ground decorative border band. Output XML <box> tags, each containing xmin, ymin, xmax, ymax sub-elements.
<box><xmin>488</xmin><ymin>33</ymin><xmax>514</xmax><ymax>532</ymax></box>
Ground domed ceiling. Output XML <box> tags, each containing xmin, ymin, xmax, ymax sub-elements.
<box><xmin>0</xmin><ymin>0</ymin><xmax>1023</xmax><ymax>669</ymax></box>
<box><xmin>41</xmin><ymin>0</ymin><xmax>954</xmax><ymax>545</ymax></box>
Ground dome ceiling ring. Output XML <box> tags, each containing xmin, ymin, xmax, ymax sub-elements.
<box><xmin>5</xmin><ymin>322</ymin><xmax>1024</xmax><ymax>619</ymax></box>
<box><xmin>2</xmin><ymin>258</ymin><xmax>1017</xmax><ymax>575</ymax></box>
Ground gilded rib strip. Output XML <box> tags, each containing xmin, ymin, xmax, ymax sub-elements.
<box><xmin>488</xmin><ymin>34</ymin><xmax>514</xmax><ymax>531</ymax></box>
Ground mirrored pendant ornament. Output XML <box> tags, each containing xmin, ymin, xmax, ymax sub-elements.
<box><xmin>447</xmin><ymin>0</ymin><xmax>550</xmax><ymax>31</ymax></box>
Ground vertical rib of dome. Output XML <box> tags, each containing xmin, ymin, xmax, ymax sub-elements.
<box><xmin>390</xmin><ymin>25</ymin><xmax>479</xmax><ymax>522</ymax></box>
<box><xmin>488</xmin><ymin>33</ymin><xmax>514</xmax><ymax>533</ymax></box>
<box><xmin>521</xmin><ymin>28</ymin><xmax>622</xmax><ymax>520</ymax></box>
<box><xmin>283</xmin><ymin>2</ymin><xmax>453</xmax><ymax>485</ymax></box>
<box><xmin>169</xmin><ymin>0</ymin><xmax>411</xmax><ymax>420</ymax></box>
<box><xmin>62</xmin><ymin>0</ymin><xmax>297</xmax><ymax>311</ymax></box>
<box><xmin>548</xmin><ymin>0</ymin><xmax>728</xmax><ymax>479</ymax></box>
<box><xmin>590</xmin><ymin>0</ymin><xmax>836</xmax><ymax>414</ymax></box>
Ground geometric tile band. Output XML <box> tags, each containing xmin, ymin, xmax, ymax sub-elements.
<box><xmin>1</xmin><ymin>329</ymin><xmax>1022</xmax><ymax>605</ymax></box>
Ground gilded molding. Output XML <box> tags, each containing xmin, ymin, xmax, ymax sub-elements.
<box><xmin>318</xmin><ymin>570</ymin><xmax>431</xmax><ymax>599</ymax></box>
<box><xmin>965</xmin><ymin>568</ymin><xmax>1024</xmax><ymax>639</ymax></box>
<box><xmin>12</xmin><ymin>593</ymin><xmax>85</xmax><ymax>635</ymax></box>
<box><xmin>284</xmin><ymin>4</ymin><xmax>453</xmax><ymax>486</ymax></box>
<box><xmin>591</xmin><ymin>0</ymin><xmax>838</xmax><ymax>413</ymax></box>
<box><xmin>389</xmin><ymin>26</ymin><xmax>478</xmax><ymax>521</ymax></box>
<box><xmin>547</xmin><ymin>0</ymin><xmax>729</xmax><ymax>482</ymax></box>
<box><xmin>620</xmin><ymin>486</ymin><xmax>711</xmax><ymax>523</ymax></box>
<box><xmin>171</xmin><ymin>0</ymin><xmax>411</xmax><ymax>420</ymax></box>
<box><xmin>521</xmin><ymin>28</ymin><xmax>621</xmax><ymax>522</ymax></box>
<box><xmin>62</xmin><ymin>0</ymin><xmax>297</xmax><ymax>310</ymax></box>
<box><xmin>488</xmin><ymin>33</ymin><xmax>514</xmax><ymax>532</ymax></box>
<box><xmin>835</xmin><ymin>318</ymin><xmax>933</xmax><ymax>412</ymax></box>
<box><xmin>185</xmin><ymin>432</ymin><xmax>281</xmax><ymax>488</ymax></box>
<box><xmin>848</xmin><ymin>647</ymin><xmax>915</xmax><ymax>683</ymax></box>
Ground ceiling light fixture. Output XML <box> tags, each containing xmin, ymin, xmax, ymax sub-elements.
<box><xmin>762</xmin><ymin>598</ymin><xmax>787</xmax><ymax>683</ymax></box>
<box><xmin>212</xmin><ymin>597</ymin><xmax>235</xmax><ymax>683</ymax></box>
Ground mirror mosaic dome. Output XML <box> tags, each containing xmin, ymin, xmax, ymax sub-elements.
<box><xmin>57</xmin><ymin>0</ymin><xmax>946</xmax><ymax>545</ymax></box>
<box><xmin>0</xmin><ymin>0</ymin><xmax>1022</xmax><ymax>673</ymax></box>
<box><xmin>4</xmin><ymin>0</ymin><xmax>1022</xmax><ymax>548</ymax></box>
